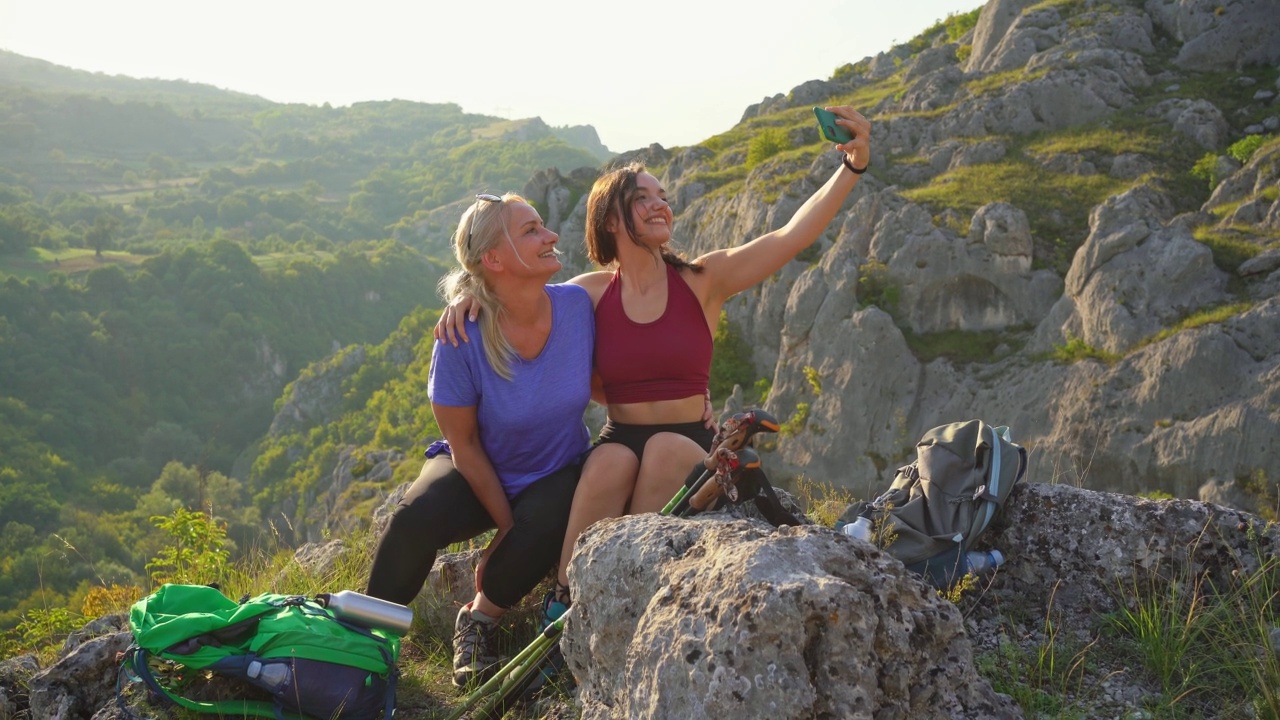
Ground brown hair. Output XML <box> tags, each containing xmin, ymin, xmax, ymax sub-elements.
<box><xmin>584</xmin><ymin>162</ymin><xmax>702</xmax><ymax>272</ymax></box>
<box><xmin>437</xmin><ymin>193</ymin><xmax>530</xmax><ymax>380</ymax></box>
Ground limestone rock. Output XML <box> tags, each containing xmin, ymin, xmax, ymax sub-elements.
<box><xmin>1145</xmin><ymin>0</ymin><xmax>1280</xmax><ymax>70</ymax></box>
<box><xmin>564</xmin><ymin>514</ymin><xmax>1021</xmax><ymax>720</ymax></box>
<box><xmin>0</xmin><ymin>654</ymin><xmax>40</xmax><ymax>720</ymax></box>
<box><xmin>983</xmin><ymin>482</ymin><xmax>1279</xmax><ymax>621</ymax></box>
<box><xmin>1038</xmin><ymin>184</ymin><xmax>1227</xmax><ymax>354</ymax></box>
<box><xmin>1150</xmin><ymin>98</ymin><xmax>1231</xmax><ymax>150</ymax></box>
<box><xmin>28</xmin><ymin>627</ymin><xmax>131</xmax><ymax>720</ymax></box>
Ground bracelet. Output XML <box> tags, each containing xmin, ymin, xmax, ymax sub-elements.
<box><xmin>842</xmin><ymin>155</ymin><xmax>869</xmax><ymax>175</ymax></box>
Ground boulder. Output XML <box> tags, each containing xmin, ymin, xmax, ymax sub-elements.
<box><xmin>564</xmin><ymin>514</ymin><xmax>1021</xmax><ymax>720</ymax></box>
<box><xmin>1035</xmin><ymin>184</ymin><xmax>1228</xmax><ymax>354</ymax></box>
<box><xmin>559</xmin><ymin>482</ymin><xmax>1276</xmax><ymax>718</ymax></box>
<box><xmin>1146</xmin><ymin>0</ymin><xmax>1280</xmax><ymax>69</ymax></box>
<box><xmin>27</xmin><ymin>620</ymin><xmax>131</xmax><ymax>720</ymax></box>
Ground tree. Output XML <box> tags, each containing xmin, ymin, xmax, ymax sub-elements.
<box><xmin>86</xmin><ymin>213</ymin><xmax>120</xmax><ymax>258</ymax></box>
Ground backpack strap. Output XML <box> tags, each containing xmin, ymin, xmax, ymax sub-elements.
<box><xmin>750</xmin><ymin>472</ymin><xmax>803</xmax><ymax>527</ymax></box>
<box><xmin>975</xmin><ymin>425</ymin><xmax>1004</xmax><ymax>533</ymax></box>
<box><xmin>970</xmin><ymin>425</ymin><xmax>1028</xmax><ymax>544</ymax></box>
<box><xmin>122</xmin><ymin>646</ymin><xmax>304</xmax><ymax>720</ymax></box>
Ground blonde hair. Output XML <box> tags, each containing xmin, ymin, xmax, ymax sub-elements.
<box><xmin>437</xmin><ymin>193</ymin><xmax>528</xmax><ymax>380</ymax></box>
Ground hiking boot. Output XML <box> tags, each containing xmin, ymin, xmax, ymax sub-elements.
<box><xmin>539</xmin><ymin>590</ymin><xmax>569</xmax><ymax>633</ymax></box>
<box><xmin>452</xmin><ymin>603</ymin><xmax>500</xmax><ymax>688</ymax></box>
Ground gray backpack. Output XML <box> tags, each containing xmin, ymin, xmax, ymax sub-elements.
<box><xmin>839</xmin><ymin>419</ymin><xmax>1027</xmax><ymax>589</ymax></box>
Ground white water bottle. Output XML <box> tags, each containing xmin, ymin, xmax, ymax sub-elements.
<box><xmin>965</xmin><ymin>549</ymin><xmax>1005</xmax><ymax>574</ymax></box>
<box><xmin>317</xmin><ymin>591</ymin><xmax>414</xmax><ymax>635</ymax></box>
<box><xmin>842</xmin><ymin>516</ymin><xmax>874</xmax><ymax>542</ymax></box>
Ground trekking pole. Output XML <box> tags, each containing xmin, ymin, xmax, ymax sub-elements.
<box><xmin>679</xmin><ymin>446</ymin><xmax>761</xmax><ymax>516</ymax></box>
<box><xmin>448</xmin><ymin>615</ymin><xmax>566</xmax><ymax>720</ymax></box>
<box><xmin>671</xmin><ymin>409</ymin><xmax>779</xmax><ymax>517</ymax></box>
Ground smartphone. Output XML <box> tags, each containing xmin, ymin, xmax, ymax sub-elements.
<box><xmin>813</xmin><ymin>107</ymin><xmax>854</xmax><ymax>144</ymax></box>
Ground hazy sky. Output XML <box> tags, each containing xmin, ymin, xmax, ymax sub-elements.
<box><xmin>0</xmin><ymin>0</ymin><xmax>983</xmax><ymax>152</ymax></box>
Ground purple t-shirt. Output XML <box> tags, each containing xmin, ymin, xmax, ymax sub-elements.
<box><xmin>428</xmin><ymin>283</ymin><xmax>594</xmax><ymax>497</ymax></box>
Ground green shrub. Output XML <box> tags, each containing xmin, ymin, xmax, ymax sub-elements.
<box><xmin>857</xmin><ymin>260</ymin><xmax>900</xmax><ymax>315</ymax></box>
<box><xmin>943</xmin><ymin>7</ymin><xmax>981</xmax><ymax>41</ymax></box>
<box><xmin>779</xmin><ymin>402</ymin><xmax>810</xmax><ymax>437</ymax></box>
<box><xmin>144</xmin><ymin>507</ymin><xmax>231</xmax><ymax>587</ymax></box>
<box><xmin>1191</xmin><ymin>152</ymin><xmax>1222</xmax><ymax>190</ymax></box>
<box><xmin>709</xmin><ymin>312</ymin><xmax>758</xmax><ymax>402</ymax></box>
<box><xmin>1047</xmin><ymin>335</ymin><xmax>1120</xmax><ymax>365</ymax></box>
<box><xmin>746</xmin><ymin>128</ymin><xmax>790</xmax><ymax>169</ymax></box>
<box><xmin>1227</xmin><ymin>134</ymin><xmax>1268</xmax><ymax>165</ymax></box>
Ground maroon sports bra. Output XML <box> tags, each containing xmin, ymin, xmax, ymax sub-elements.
<box><xmin>594</xmin><ymin>263</ymin><xmax>712</xmax><ymax>404</ymax></box>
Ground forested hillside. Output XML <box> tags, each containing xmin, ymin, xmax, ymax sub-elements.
<box><xmin>0</xmin><ymin>50</ymin><xmax>613</xmax><ymax>628</ymax></box>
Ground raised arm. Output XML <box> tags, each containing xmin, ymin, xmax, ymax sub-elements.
<box><xmin>697</xmin><ymin>107</ymin><xmax>871</xmax><ymax>302</ymax></box>
<box><xmin>434</xmin><ymin>271</ymin><xmax>612</xmax><ymax>346</ymax></box>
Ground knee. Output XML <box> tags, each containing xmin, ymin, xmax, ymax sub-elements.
<box><xmin>380</xmin><ymin>503</ymin><xmax>451</xmax><ymax>552</ymax></box>
<box><xmin>580</xmin><ymin>446</ymin><xmax>639</xmax><ymax>495</ymax></box>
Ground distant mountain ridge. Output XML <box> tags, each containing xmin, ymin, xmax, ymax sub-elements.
<box><xmin>0</xmin><ymin>49</ymin><xmax>273</xmax><ymax>109</ymax></box>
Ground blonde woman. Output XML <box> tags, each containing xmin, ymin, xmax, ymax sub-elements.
<box><xmin>367</xmin><ymin>193</ymin><xmax>594</xmax><ymax>688</ymax></box>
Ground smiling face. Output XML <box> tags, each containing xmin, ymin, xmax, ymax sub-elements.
<box><xmin>624</xmin><ymin>172</ymin><xmax>673</xmax><ymax>248</ymax></box>
<box><xmin>491</xmin><ymin>201</ymin><xmax>561</xmax><ymax>279</ymax></box>
<box><xmin>584</xmin><ymin>162</ymin><xmax>678</xmax><ymax>267</ymax></box>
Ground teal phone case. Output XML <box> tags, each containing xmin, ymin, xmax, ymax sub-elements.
<box><xmin>813</xmin><ymin>107</ymin><xmax>853</xmax><ymax>144</ymax></box>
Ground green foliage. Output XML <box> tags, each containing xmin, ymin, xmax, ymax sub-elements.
<box><xmin>746</xmin><ymin>127</ymin><xmax>790</xmax><ymax>169</ymax></box>
<box><xmin>1193</xmin><ymin>226</ymin><xmax>1268</xmax><ymax>273</ymax></box>
<box><xmin>1227</xmin><ymin>134</ymin><xmax>1268</xmax><ymax>165</ymax></box>
<box><xmin>792</xmin><ymin>477</ymin><xmax>855</xmax><ymax>527</ymax></box>
<box><xmin>1027</xmin><ymin>127</ymin><xmax>1164</xmax><ymax>157</ymax></box>
<box><xmin>12</xmin><ymin>606</ymin><xmax>83</xmax><ymax>657</ymax></box>
<box><xmin>943</xmin><ymin>8</ymin><xmax>981</xmax><ymax>41</ymax></box>
<box><xmin>709</xmin><ymin>312</ymin><xmax>757</xmax><ymax>403</ymax></box>
<box><xmin>803</xmin><ymin>366</ymin><xmax>822</xmax><ymax>395</ymax></box>
<box><xmin>144</xmin><ymin>508</ymin><xmax>231</xmax><ymax>587</ymax></box>
<box><xmin>977</xmin><ymin>623</ymin><xmax>1093</xmax><ymax>716</ymax></box>
<box><xmin>1239</xmin><ymin>469</ymin><xmax>1277</xmax><ymax>522</ymax></box>
<box><xmin>903</xmin><ymin>328</ymin><xmax>1022</xmax><ymax>364</ymax></box>
<box><xmin>752</xmin><ymin>377</ymin><xmax>773</xmax><ymax>406</ymax></box>
<box><xmin>248</xmin><ymin>307</ymin><xmax>442</xmax><ymax>515</ymax></box>
<box><xmin>1102</xmin><ymin>542</ymin><xmax>1280</xmax><ymax>715</ymax></box>
<box><xmin>856</xmin><ymin>260</ymin><xmax>900</xmax><ymax>314</ymax></box>
<box><xmin>1191</xmin><ymin>152</ymin><xmax>1224</xmax><ymax>190</ymax></box>
<box><xmin>778</xmin><ymin>402</ymin><xmax>810</xmax><ymax>438</ymax></box>
<box><xmin>904</xmin><ymin>7</ymin><xmax>982</xmax><ymax>55</ymax></box>
<box><xmin>1046</xmin><ymin>334</ymin><xmax>1120</xmax><ymax>365</ymax></box>
<box><xmin>1140</xmin><ymin>302</ymin><xmax>1253</xmax><ymax>347</ymax></box>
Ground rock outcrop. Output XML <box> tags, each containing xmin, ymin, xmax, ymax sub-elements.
<box><xmin>5</xmin><ymin>482</ymin><xmax>1275</xmax><ymax>719</ymax></box>
<box><xmin>554</xmin><ymin>481</ymin><xmax>1276</xmax><ymax>719</ymax></box>
<box><xmin>563</xmin><ymin>514</ymin><xmax>1020</xmax><ymax>720</ymax></box>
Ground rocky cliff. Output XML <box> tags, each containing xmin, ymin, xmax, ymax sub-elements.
<box><xmin>517</xmin><ymin>0</ymin><xmax>1280</xmax><ymax>512</ymax></box>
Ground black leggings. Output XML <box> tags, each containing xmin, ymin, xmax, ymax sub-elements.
<box><xmin>595</xmin><ymin>420</ymin><xmax>716</xmax><ymax>463</ymax></box>
<box><xmin>365</xmin><ymin>454</ymin><xmax>581</xmax><ymax>608</ymax></box>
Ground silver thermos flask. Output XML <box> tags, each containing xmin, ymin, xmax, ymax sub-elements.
<box><xmin>316</xmin><ymin>591</ymin><xmax>414</xmax><ymax>636</ymax></box>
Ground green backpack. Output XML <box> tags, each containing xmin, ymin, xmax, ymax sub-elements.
<box><xmin>839</xmin><ymin>419</ymin><xmax>1028</xmax><ymax>589</ymax></box>
<box><xmin>119</xmin><ymin>584</ymin><xmax>400</xmax><ymax>720</ymax></box>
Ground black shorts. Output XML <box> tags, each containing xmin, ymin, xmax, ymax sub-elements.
<box><xmin>595</xmin><ymin>420</ymin><xmax>716</xmax><ymax>464</ymax></box>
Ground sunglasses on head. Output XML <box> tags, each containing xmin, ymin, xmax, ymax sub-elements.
<box><xmin>465</xmin><ymin>193</ymin><xmax>502</xmax><ymax>252</ymax></box>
